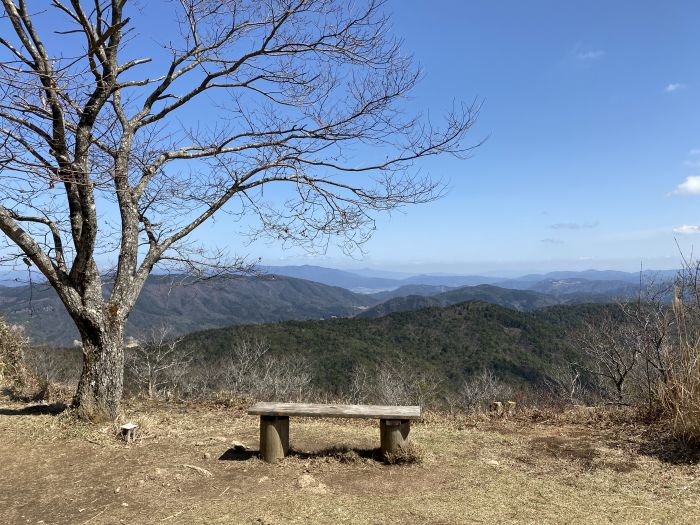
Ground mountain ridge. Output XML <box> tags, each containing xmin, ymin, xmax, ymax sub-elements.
<box><xmin>179</xmin><ymin>300</ymin><xmax>615</xmax><ymax>395</ymax></box>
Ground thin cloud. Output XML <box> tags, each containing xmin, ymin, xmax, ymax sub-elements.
<box><xmin>689</xmin><ymin>149</ymin><xmax>700</xmax><ymax>156</ymax></box>
<box><xmin>671</xmin><ymin>176</ymin><xmax>700</xmax><ymax>196</ymax></box>
<box><xmin>541</xmin><ymin>238</ymin><xmax>565</xmax><ymax>244</ymax></box>
<box><xmin>673</xmin><ymin>225</ymin><xmax>700</xmax><ymax>235</ymax></box>
<box><xmin>665</xmin><ymin>83</ymin><xmax>688</xmax><ymax>93</ymax></box>
<box><xmin>577</xmin><ymin>50</ymin><xmax>605</xmax><ymax>60</ymax></box>
<box><xmin>550</xmin><ymin>221</ymin><xmax>599</xmax><ymax>230</ymax></box>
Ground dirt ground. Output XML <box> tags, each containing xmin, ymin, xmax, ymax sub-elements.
<box><xmin>1</xmin><ymin>397</ymin><xmax>699</xmax><ymax>525</ymax></box>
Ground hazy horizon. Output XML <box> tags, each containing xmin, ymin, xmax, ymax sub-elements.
<box><xmin>0</xmin><ymin>258</ymin><xmax>683</xmax><ymax>286</ymax></box>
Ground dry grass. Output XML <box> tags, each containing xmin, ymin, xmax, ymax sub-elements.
<box><xmin>383</xmin><ymin>442</ymin><xmax>427</xmax><ymax>465</ymax></box>
<box><xmin>1</xmin><ymin>396</ymin><xmax>699</xmax><ymax>524</ymax></box>
<box><xmin>660</xmin><ymin>341</ymin><xmax>700</xmax><ymax>442</ymax></box>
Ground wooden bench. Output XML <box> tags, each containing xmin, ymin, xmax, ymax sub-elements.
<box><xmin>247</xmin><ymin>402</ymin><xmax>421</xmax><ymax>462</ymax></box>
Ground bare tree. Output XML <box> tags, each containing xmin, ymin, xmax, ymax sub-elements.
<box><xmin>125</xmin><ymin>326</ymin><xmax>190</xmax><ymax>399</ymax></box>
<box><xmin>24</xmin><ymin>346</ymin><xmax>82</xmax><ymax>385</ymax></box>
<box><xmin>0</xmin><ymin>1</ymin><xmax>479</xmax><ymax>420</ymax></box>
<box><xmin>618</xmin><ymin>279</ymin><xmax>674</xmax><ymax>407</ymax></box>
<box><xmin>572</xmin><ymin>311</ymin><xmax>642</xmax><ymax>402</ymax></box>
<box><xmin>251</xmin><ymin>354</ymin><xmax>313</xmax><ymax>402</ymax></box>
<box><xmin>347</xmin><ymin>364</ymin><xmax>372</xmax><ymax>404</ymax></box>
<box><xmin>216</xmin><ymin>337</ymin><xmax>312</xmax><ymax>401</ymax></box>
<box><xmin>217</xmin><ymin>337</ymin><xmax>270</xmax><ymax>395</ymax></box>
<box><xmin>344</xmin><ymin>361</ymin><xmax>441</xmax><ymax>407</ymax></box>
<box><xmin>460</xmin><ymin>369</ymin><xmax>512</xmax><ymax>412</ymax></box>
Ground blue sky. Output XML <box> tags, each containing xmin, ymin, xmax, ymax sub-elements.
<box><xmin>200</xmin><ymin>0</ymin><xmax>700</xmax><ymax>274</ymax></box>
<box><xmin>5</xmin><ymin>1</ymin><xmax>700</xmax><ymax>277</ymax></box>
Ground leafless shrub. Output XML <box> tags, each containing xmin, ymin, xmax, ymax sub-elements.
<box><xmin>252</xmin><ymin>356</ymin><xmax>314</xmax><ymax>402</ymax></box>
<box><xmin>23</xmin><ymin>347</ymin><xmax>81</xmax><ymax>385</ymax></box>
<box><xmin>125</xmin><ymin>326</ymin><xmax>192</xmax><ymax>399</ymax></box>
<box><xmin>175</xmin><ymin>362</ymin><xmax>221</xmax><ymax>401</ymax></box>
<box><xmin>459</xmin><ymin>369</ymin><xmax>513</xmax><ymax>412</ymax></box>
<box><xmin>373</xmin><ymin>365</ymin><xmax>415</xmax><ymax>405</ymax></box>
<box><xmin>216</xmin><ymin>337</ymin><xmax>270</xmax><ymax>395</ymax></box>
<box><xmin>563</xmin><ymin>260</ymin><xmax>700</xmax><ymax>439</ymax></box>
<box><xmin>216</xmin><ymin>337</ymin><xmax>313</xmax><ymax>402</ymax></box>
<box><xmin>346</xmin><ymin>362</ymin><xmax>442</xmax><ymax>407</ymax></box>
<box><xmin>347</xmin><ymin>365</ymin><xmax>373</xmax><ymax>405</ymax></box>
<box><xmin>544</xmin><ymin>364</ymin><xmax>588</xmax><ymax>405</ymax></box>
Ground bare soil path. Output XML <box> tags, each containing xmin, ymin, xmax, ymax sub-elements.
<box><xmin>1</xmin><ymin>398</ymin><xmax>699</xmax><ymax>524</ymax></box>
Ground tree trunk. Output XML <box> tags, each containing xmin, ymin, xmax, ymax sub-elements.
<box><xmin>73</xmin><ymin>323</ymin><xmax>125</xmax><ymax>422</ymax></box>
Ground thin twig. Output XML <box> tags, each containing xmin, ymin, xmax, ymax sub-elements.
<box><xmin>80</xmin><ymin>506</ymin><xmax>108</xmax><ymax>525</ymax></box>
<box><xmin>161</xmin><ymin>510</ymin><xmax>185</xmax><ymax>521</ymax></box>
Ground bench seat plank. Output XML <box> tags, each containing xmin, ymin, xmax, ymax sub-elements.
<box><xmin>248</xmin><ymin>402</ymin><xmax>421</xmax><ymax>420</ymax></box>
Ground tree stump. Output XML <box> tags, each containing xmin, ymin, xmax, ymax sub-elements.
<box><xmin>120</xmin><ymin>423</ymin><xmax>137</xmax><ymax>443</ymax></box>
<box><xmin>506</xmin><ymin>401</ymin><xmax>516</xmax><ymax>415</ymax></box>
<box><xmin>259</xmin><ymin>416</ymin><xmax>289</xmax><ymax>462</ymax></box>
<box><xmin>380</xmin><ymin>419</ymin><xmax>410</xmax><ymax>456</ymax></box>
<box><xmin>489</xmin><ymin>401</ymin><xmax>503</xmax><ymax>416</ymax></box>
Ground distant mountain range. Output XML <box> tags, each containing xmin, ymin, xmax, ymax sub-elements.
<box><xmin>360</xmin><ymin>285</ymin><xmax>560</xmax><ymax>318</ymax></box>
<box><xmin>0</xmin><ymin>265</ymin><xmax>673</xmax><ymax>346</ymax></box>
<box><xmin>0</xmin><ymin>275</ymin><xmax>375</xmax><ymax>346</ymax></box>
<box><xmin>264</xmin><ymin>265</ymin><xmax>503</xmax><ymax>292</ymax></box>
<box><xmin>265</xmin><ymin>264</ymin><xmax>674</xmax><ymax>293</ymax></box>
<box><xmin>357</xmin><ymin>283</ymin><xmax>630</xmax><ymax>319</ymax></box>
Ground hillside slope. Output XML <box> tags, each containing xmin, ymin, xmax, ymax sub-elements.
<box><xmin>368</xmin><ymin>284</ymin><xmax>454</xmax><ymax>302</ymax></box>
<box><xmin>0</xmin><ymin>275</ymin><xmax>375</xmax><ymax>346</ymax></box>
<box><xmin>180</xmin><ymin>301</ymin><xmax>613</xmax><ymax>394</ymax></box>
<box><xmin>357</xmin><ymin>284</ymin><xmax>563</xmax><ymax>318</ymax></box>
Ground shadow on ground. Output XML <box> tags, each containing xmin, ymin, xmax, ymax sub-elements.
<box><xmin>218</xmin><ymin>445</ymin><xmax>382</xmax><ymax>463</ymax></box>
<box><xmin>0</xmin><ymin>402</ymin><xmax>67</xmax><ymax>416</ymax></box>
<box><xmin>288</xmin><ymin>446</ymin><xmax>381</xmax><ymax>462</ymax></box>
<box><xmin>637</xmin><ymin>433</ymin><xmax>700</xmax><ymax>465</ymax></box>
<box><xmin>526</xmin><ymin>419</ymin><xmax>700</xmax><ymax>467</ymax></box>
<box><xmin>219</xmin><ymin>448</ymin><xmax>258</xmax><ymax>461</ymax></box>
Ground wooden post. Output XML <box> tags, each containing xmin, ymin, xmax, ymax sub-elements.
<box><xmin>380</xmin><ymin>419</ymin><xmax>410</xmax><ymax>456</ymax></box>
<box><xmin>259</xmin><ymin>415</ymin><xmax>289</xmax><ymax>462</ymax></box>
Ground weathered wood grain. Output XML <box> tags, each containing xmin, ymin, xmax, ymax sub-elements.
<box><xmin>259</xmin><ymin>415</ymin><xmax>289</xmax><ymax>462</ymax></box>
<box><xmin>248</xmin><ymin>402</ymin><xmax>421</xmax><ymax>420</ymax></box>
<box><xmin>380</xmin><ymin>419</ymin><xmax>411</xmax><ymax>455</ymax></box>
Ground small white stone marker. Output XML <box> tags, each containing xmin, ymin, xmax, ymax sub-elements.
<box><xmin>120</xmin><ymin>423</ymin><xmax>137</xmax><ymax>443</ymax></box>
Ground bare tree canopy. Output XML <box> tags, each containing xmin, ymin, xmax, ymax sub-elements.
<box><xmin>0</xmin><ymin>0</ymin><xmax>479</xmax><ymax>420</ymax></box>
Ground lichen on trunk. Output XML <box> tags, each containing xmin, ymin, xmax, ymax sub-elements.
<box><xmin>73</xmin><ymin>323</ymin><xmax>125</xmax><ymax>422</ymax></box>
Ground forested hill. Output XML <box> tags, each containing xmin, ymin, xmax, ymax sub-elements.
<box><xmin>0</xmin><ymin>275</ymin><xmax>375</xmax><ymax>346</ymax></box>
<box><xmin>180</xmin><ymin>301</ymin><xmax>615</xmax><ymax>395</ymax></box>
<box><xmin>357</xmin><ymin>284</ymin><xmax>618</xmax><ymax>318</ymax></box>
<box><xmin>0</xmin><ymin>272</ymin><xmax>630</xmax><ymax>347</ymax></box>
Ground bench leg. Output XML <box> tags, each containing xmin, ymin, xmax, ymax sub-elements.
<box><xmin>380</xmin><ymin>419</ymin><xmax>410</xmax><ymax>456</ymax></box>
<box><xmin>259</xmin><ymin>415</ymin><xmax>289</xmax><ymax>462</ymax></box>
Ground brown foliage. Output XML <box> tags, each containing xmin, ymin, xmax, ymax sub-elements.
<box><xmin>0</xmin><ymin>317</ymin><xmax>31</xmax><ymax>391</ymax></box>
